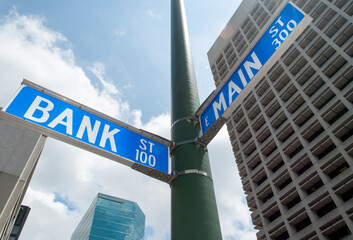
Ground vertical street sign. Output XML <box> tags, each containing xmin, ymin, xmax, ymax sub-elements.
<box><xmin>1</xmin><ymin>80</ymin><xmax>174</xmax><ymax>183</ymax></box>
<box><xmin>196</xmin><ymin>2</ymin><xmax>312</xmax><ymax>145</ymax></box>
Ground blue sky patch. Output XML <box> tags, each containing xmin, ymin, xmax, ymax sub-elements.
<box><xmin>54</xmin><ymin>192</ymin><xmax>77</xmax><ymax>211</ymax></box>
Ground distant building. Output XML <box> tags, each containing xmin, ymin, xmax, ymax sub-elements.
<box><xmin>208</xmin><ymin>0</ymin><xmax>353</xmax><ymax>239</ymax></box>
<box><xmin>71</xmin><ymin>193</ymin><xmax>145</xmax><ymax>240</ymax></box>
<box><xmin>9</xmin><ymin>205</ymin><xmax>30</xmax><ymax>240</ymax></box>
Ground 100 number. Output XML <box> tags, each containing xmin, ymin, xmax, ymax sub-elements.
<box><xmin>135</xmin><ymin>149</ymin><xmax>156</xmax><ymax>167</ymax></box>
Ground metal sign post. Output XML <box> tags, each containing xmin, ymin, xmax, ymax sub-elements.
<box><xmin>170</xmin><ymin>0</ymin><xmax>222</xmax><ymax>239</ymax></box>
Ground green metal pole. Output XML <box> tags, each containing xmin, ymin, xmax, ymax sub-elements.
<box><xmin>170</xmin><ymin>0</ymin><xmax>222</xmax><ymax>239</ymax></box>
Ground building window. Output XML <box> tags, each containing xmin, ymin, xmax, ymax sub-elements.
<box><xmin>294</xmin><ymin>107</ymin><xmax>314</xmax><ymax>127</ymax></box>
<box><xmin>333</xmin><ymin>66</ymin><xmax>352</xmax><ymax>90</ymax></box>
<box><xmin>255</xmin><ymin>175</ymin><xmax>268</xmax><ymax>186</ymax></box>
<box><xmin>279</xmin><ymin>177</ymin><xmax>292</xmax><ymax>190</ymax></box>
<box><xmin>340</xmin><ymin>187</ymin><xmax>353</xmax><ymax>202</ymax></box>
<box><xmin>261</xmin><ymin>191</ymin><xmax>274</xmax><ymax>203</ymax></box>
<box><xmin>296</xmin><ymin>161</ymin><xmax>313</xmax><ymax>176</ymax></box>
<box><xmin>328</xmin><ymin>162</ymin><xmax>350</xmax><ymax>179</ymax></box>
<box><xmin>249</xmin><ymin>159</ymin><xmax>261</xmax><ymax>170</ymax></box>
<box><xmin>323</xmin><ymin>103</ymin><xmax>348</xmax><ymax>125</ymax></box>
<box><xmin>311</xmin><ymin>138</ymin><xmax>337</xmax><ymax>160</ymax></box>
<box><xmin>327</xmin><ymin>225</ymin><xmax>351</xmax><ymax>240</ymax></box>
<box><xmin>307</xmin><ymin>127</ymin><xmax>325</xmax><ymax>142</ymax></box>
<box><xmin>306</xmin><ymin>179</ymin><xmax>324</xmax><ymax>195</ymax></box>
<box><xmin>339</xmin><ymin>127</ymin><xmax>353</xmax><ymax>142</ymax></box>
<box><xmin>274</xmin><ymin>230</ymin><xmax>289</xmax><ymax>240</ymax></box>
<box><xmin>294</xmin><ymin>216</ymin><xmax>312</xmax><ymax>232</ymax></box>
<box><xmin>316</xmin><ymin>201</ymin><xmax>337</xmax><ymax>218</ymax></box>
<box><xmin>286</xmin><ymin>196</ymin><xmax>301</xmax><ymax>210</ymax></box>
<box><xmin>317</xmin><ymin>143</ymin><xmax>336</xmax><ymax>159</ymax></box>
<box><xmin>312</xmin><ymin>87</ymin><xmax>335</xmax><ymax>110</ymax></box>
<box><xmin>268</xmin><ymin>210</ymin><xmax>281</xmax><ymax>222</ymax></box>
<box><xmin>272</xmin><ymin>160</ymin><xmax>284</xmax><ymax>173</ymax></box>
<box><xmin>288</xmin><ymin>144</ymin><xmax>304</xmax><ymax>158</ymax></box>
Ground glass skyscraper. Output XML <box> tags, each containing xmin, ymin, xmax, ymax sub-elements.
<box><xmin>71</xmin><ymin>193</ymin><xmax>145</xmax><ymax>240</ymax></box>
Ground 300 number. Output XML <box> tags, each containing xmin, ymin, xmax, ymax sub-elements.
<box><xmin>269</xmin><ymin>17</ymin><xmax>297</xmax><ymax>49</ymax></box>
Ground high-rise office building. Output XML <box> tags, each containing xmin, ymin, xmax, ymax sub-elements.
<box><xmin>71</xmin><ymin>193</ymin><xmax>145</xmax><ymax>240</ymax></box>
<box><xmin>208</xmin><ymin>0</ymin><xmax>352</xmax><ymax>239</ymax></box>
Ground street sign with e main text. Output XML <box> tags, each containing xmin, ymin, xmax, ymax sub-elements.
<box><xmin>196</xmin><ymin>2</ymin><xmax>312</xmax><ymax>145</ymax></box>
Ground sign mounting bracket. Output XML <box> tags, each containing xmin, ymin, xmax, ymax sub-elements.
<box><xmin>171</xmin><ymin>115</ymin><xmax>199</xmax><ymax>129</ymax></box>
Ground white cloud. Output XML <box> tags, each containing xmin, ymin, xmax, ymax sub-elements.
<box><xmin>148</xmin><ymin>9</ymin><xmax>163</xmax><ymax>20</ymax></box>
<box><xmin>148</xmin><ymin>10</ymin><xmax>155</xmax><ymax>18</ymax></box>
<box><xmin>0</xmin><ymin>11</ymin><xmax>138</xmax><ymax>125</ymax></box>
<box><xmin>0</xmin><ymin>8</ymin><xmax>256</xmax><ymax>240</ymax></box>
<box><xmin>114</xmin><ymin>29</ymin><xmax>126</xmax><ymax>41</ymax></box>
<box><xmin>23</xmin><ymin>187</ymin><xmax>82</xmax><ymax>239</ymax></box>
<box><xmin>88</xmin><ymin>61</ymin><xmax>119</xmax><ymax>95</ymax></box>
<box><xmin>123</xmin><ymin>82</ymin><xmax>134</xmax><ymax>90</ymax></box>
<box><xmin>209</xmin><ymin>127</ymin><xmax>257</xmax><ymax>239</ymax></box>
<box><xmin>114</xmin><ymin>29</ymin><xmax>126</xmax><ymax>37</ymax></box>
<box><xmin>141</xmin><ymin>113</ymin><xmax>170</xmax><ymax>139</ymax></box>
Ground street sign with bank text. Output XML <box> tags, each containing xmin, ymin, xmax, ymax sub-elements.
<box><xmin>1</xmin><ymin>80</ymin><xmax>173</xmax><ymax>183</ymax></box>
<box><xmin>196</xmin><ymin>2</ymin><xmax>312</xmax><ymax>145</ymax></box>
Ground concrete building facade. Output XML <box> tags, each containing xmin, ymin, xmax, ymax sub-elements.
<box><xmin>208</xmin><ymin>0</ymin><xmax>353</xmax><ymax>239</ymax></box>
<box><xmin>0</xmin><ymin>119</ymin><xmax>46</xmax><ymax>240</ymax></box>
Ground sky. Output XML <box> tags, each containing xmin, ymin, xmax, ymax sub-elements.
<box><xmin>0</xmin><ymin>0</ymin><xmax>257</xmax><ymax>239</ymax></box>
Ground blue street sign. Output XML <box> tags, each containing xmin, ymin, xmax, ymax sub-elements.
<box><xmin>199</xmin><ymin>3</ymin><xmax>309</xmax><ymax>135</ymax></box>
<box><xmin>3</xmin><ymin>83</ymin><xmax>170</xmax><ymax>175</ymax></box>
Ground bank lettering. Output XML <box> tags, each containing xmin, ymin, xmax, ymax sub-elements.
<box><xmin>24</xmin><ymin>95</ymin><xmax>120</xmax><ymax>152</ymax></box>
